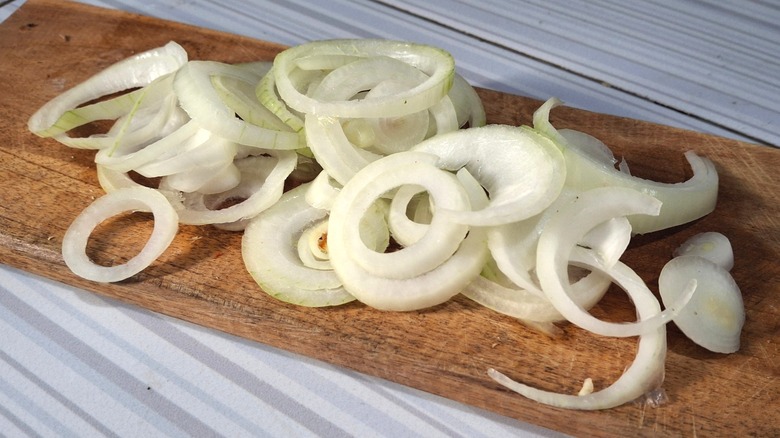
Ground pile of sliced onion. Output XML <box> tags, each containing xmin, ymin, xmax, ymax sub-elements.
<box><xmin>32</xmin><ymin>39</ymin><xmax>743</xmax><ymax>412</ymax></box>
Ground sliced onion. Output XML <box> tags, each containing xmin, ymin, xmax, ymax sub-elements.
<box><xmin>29</xmin><ymin>41</ymin><xmax>188</xmax><ymax>139</ymax></box>
<box><xmin>487</xmin><ymin>247</ymin><xmax>674</xmax><ymax>410</ymax></box>
<box><xmin>305</xmin><ymin>114</ymin><xmax>383</xmax><ymax>185</ymax></box>
<box><xmin>412</xmin><ymin>124</ymin><xmax>566</xmax><ymax>226</ymax></box>
<box><xmin>304</xmin><ymin>170</ymin><xmax>342</xmax><ymax>210</ymax></box>
<box><xmin>61</xmin><ymin>186</ymin><xmax>178</xmax><ymax>283</ymax></box>
<box><xmin>94</xmin><ymin>119</ymin><xmax>202</xmax><ymax>173</ymax></box>
<box><xmin>242</xmin><ymin>184</ymin><xmax>354</xmax><ymax>307</ymax></box>
<box><xmin>162</xmin><ymin>150</ymin><xmax>296</xmax><ymax>227</ymax></box>
<box><xmin>533</xmin><ymin>98</ymin><xmax>719</xmax><ymax>234</ymax></box>
<box><xmin>174</xmin><ymin>60</ymin><xmax>301</xmax><ymax>149</ymax></box>
<box><xmin>273</xmin><ymin>39</ymin><xmax>455</xmax><ymax>118</ymax></box>
<box><xmin>673</xmin><ymin>231</ymin><xmax>734</xmax><ymax>271</ymax></box>
<box><xmin>327</xmin><ymin>151</ymin><xmax>488</xmax><ymax>311</ymax></box>
<box><xmin>535</xmin><ymin>187</ymin><xmax>687</xmax><ymax>337</ymax></box>
<box><xmin>660</xmin><ymin>255</ymin><xmax>744</xmax><ymax>353</ymax></box>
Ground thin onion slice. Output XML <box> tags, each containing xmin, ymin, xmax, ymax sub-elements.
<box><xmin>61</xmin><ymin>186</ymin><xmax>178</xmax><ymax>283</ymax></box>
<box><xmin>412</xmin><ymin>124</ymin><xmax>566</xmax><ymax>226</ymax></box>
<box><xmin>242</xmin><ymin>184</ymin><xmax>354</xmax><ymax>307</ymax></box>
<box><xmin>533</xmin><ymin>98</ymin><xmax>719</xmax><ymax>234</ymax></box>
<box><xmin>327</xmin><ymin>151</ymin><xmax>488</xmax><ymax>311</ymax></box>
<box><xmin>535</xmin><ymin>187</ymin><xmax>688</xmax><ymax>337</ymax></box>
<box><xmin>488</xmin><ymin>269</ymin><xmax>668</xmax><ymax>410</ymax></box>
<box><xmin>273</xmin><ymin>39</ymin><xmax>455</xmax><ymax>118</ymax></box>
<box><xmin>162</xmin><ymin>150</ymin><xmax>296</xmax><ymax>227</ymax></box>
<box><xmin>29</xmin><ymin>41</ymin><xmax>188</xmax><ymax>139</ymax></box>
<box><xmin>174</xmin><ymin>60</ymin><xmax>301</xmax><ymax>149</ymax></box>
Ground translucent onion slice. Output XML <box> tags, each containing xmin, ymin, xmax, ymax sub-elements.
<box><xmin>38</xmin><ymin>73</ymin><xmax>177</xmax><ymax>143</ymax></box>
<box><xmin>486</xmin><ymin>188</ymin><xmax>580</xmax><ymax>296</ymax></box>
<box><xmin>134</xmin><ymin>133</ymin><xmax>238</xmax><ymax>179</ymax></box>
<box><xmin>61</xmin><ymin>186</ymin><xmax>178</xmax><ymax>283</ymax></box>
<box><xmin>162</xmin><ymin>150</ymin><xmax>296</xmax><ymax>227</ymax></box>
<box><xmin>673</xmin><ymin>231</ymin><xmax>734</xmax><ymax>271</ymax></box>
<box><xmin>330</xmin><ymin>152</ymin><xmax>470</xmax><ymax>280</ymax></box>
<box><xmin>449</xmin><ymin>73</ymin><xmax>487</xmax><ymax>128</ymax></box>
<box><xmin>210</xmin><ymin>62</ymin><xmax>292</xmax><ymax>132</ymax></box>
<box><xmin>255</xmin><ymin>65</ymin><xmax>306</xmax><ymax>133</ymax></box>
<box><xmin>305</xmin><ymin>113</ymin><xmax>383</xmax><ymax>185</ymax></box>
<box><xmin>461</xmin><ymin>267</ymin><xmax>611</xmax><ymax>323</ymax></box>
<box><xmin>533</xmin><ymin>98</ymin><xmax>719</xmax><ymax>234</ymax></box>
<box><xmin>659</xmin><ymin>255</ymin><xmax>744</xmax><ymax>353</ymax></box>
<box><xmin>29</xmin><ymin>41</ymin><xmax>188</xmax><ymax>138</ymax></box>
<box><xmin>273</xmin><ymin>39</ymin><xmax>455</xmax><ymax>118</ymax></box>
<box><xmin>412</xmin><ymin>124</ymin><xmax>566</xmax><ymax>226</ymax></box>
<box><xmin>327</xmin><ymin>151</ymin><xmax>488</xmax><ymax>311</ymax></box>
<box><xmin>163</xmin><ymin>161</ymin><xmax>241</xmax><ymax>195</ymax></box>
<box><xmin>173</xmin><ymin>60</ymin><xmax>301</xmax><ymax>149</ymax></box>
<box><xmin>386</xmin><ymin>184</ymin><xmax>429</xmax><ymax>246</ymax></box>
<box><xmin>95</xmin><ymin>119</ymin><xmax>202</xmax><ymax>173</ymax></box>
<box><xmin>488</xmin><ymin>247</ymin><xmax>670</xmax><ymax>410</ymax></box>
<box><xmin>242</xmin><ymin>184</ymin><xmax>354</xmax><ymax>307</ymax></box>
<box><xmin>535</xmin><ymin>187</ymin><xmax>689</xmax><ymax>337</ymax></box>
<box><xmin>304</xmin><ymin>170</ymin><xmax>342</xmax><ymax>210</ymax></box>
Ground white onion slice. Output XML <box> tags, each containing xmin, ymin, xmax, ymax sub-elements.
<box><xmin>461</xmin><ymin>270</ymin><xmax>612</xmax><ymax>323</ymax></box>
<box><xmin>305</xmin><ymin>114</ymin><xmax>383</xmax><ymax>185</ymax></box>
<box><xmin>659</xmin><ymin>255</ymin><xmax>744</xmax><ymax>353</ymax></box>
<box><xmin>412</xmin><ymin>124</ymin><xmax>566</xmax><ymax>226</ymax></box>
<box><xmin>488</xmin><ymin>249</ymin><xmax>670</xmax><ymax>410</ymax></box>
<box><xmin>329</xmin><ymin>152</ymin><xmax>470</xmax><ymax>280</ymax></box>
<box><xmin>673</xmin><ymin>231</ymin><xmax>734</xmax><ymax>271</ymax></box>
<box><xmin>174</xmin><ymin>60</ymin><xmax>300</xmax><ymax>149</ymax></box>
<box><xmin>61</xmin><ymin>186</ymin><xmax>178</xmax><ymax>283</ymax></box>
<box><xmin>449</xmin><ymin>73</ymin><xmax>486</xmax><ymax>128</ymax></box>
<box><xmin>162</xmin><ymin>161</ymin><xmax>241</xmax><ymax>195</ymax></box>
<box><xmin>163</xmin><ymin>150</ymin><xmax>296</xmax><ymax>227</ymax></box>
<box><xmin>327</xmin><ymin>151</ymin><xmax>488</xmax><ymax>310</ymax></box>
<box><xmin>535</xmin><ymin>187</ymin><xmax>685</xmax><ymax>337</ymax></box>
<box><xmin>242</xmin><ymin>184</ymin><xmax>354</xmax><ymax>307</ymax></box>
<box><xmin>29</xmin><ymin>41</ymin><xmax>188</xmax><ymax>138</ymax></box>
<box><xmin>304</xmin><ymin>171</ymin><xmax>342</xmax><ymax>210</ymax></box>
<box><xmin>95</xmin><ymin>119</ymin><xmax>202</xmax><ymax>173</ymax></box>
<box><xmin>533</xmin><ymin>98</ymin><xmax>719</xmax><ymax>234</ymax></box>
<box><xmin>273</xmin><ymin>39</ymin><xmax>455</xmax><ymax>118</ymax></box>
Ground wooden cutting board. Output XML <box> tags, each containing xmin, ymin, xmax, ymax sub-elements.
<box><xmin>1</xmin><ymin>1</ymin><xmax>778</xmax><ymax>436</ymax></box>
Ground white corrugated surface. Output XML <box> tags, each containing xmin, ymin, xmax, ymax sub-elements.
<box><xmin>2</xmin><ymin>0</ymin><xmax>779</xmax><ymax>437</ymax></box>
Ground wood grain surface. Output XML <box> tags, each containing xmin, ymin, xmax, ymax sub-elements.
<box><xmin>1</xmin><ymin>1</ymin><xmax>778</xmax><ymax>436</ymax></box>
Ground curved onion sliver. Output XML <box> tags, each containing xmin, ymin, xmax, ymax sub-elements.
<box><xmin>488</xmin><ymin>247</ymin><xmax>675</xmax><ymax>410</ymax></box>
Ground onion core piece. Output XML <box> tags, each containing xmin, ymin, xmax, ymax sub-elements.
<box><xmin>659</xmin><ymin>255</ymin><xmax>744</xmax><ymax>353</ymax></box>
<box><xmin>673</xmin><ymin>231</ymin><xmax>734</xmax><ymax>271</ymax></box>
